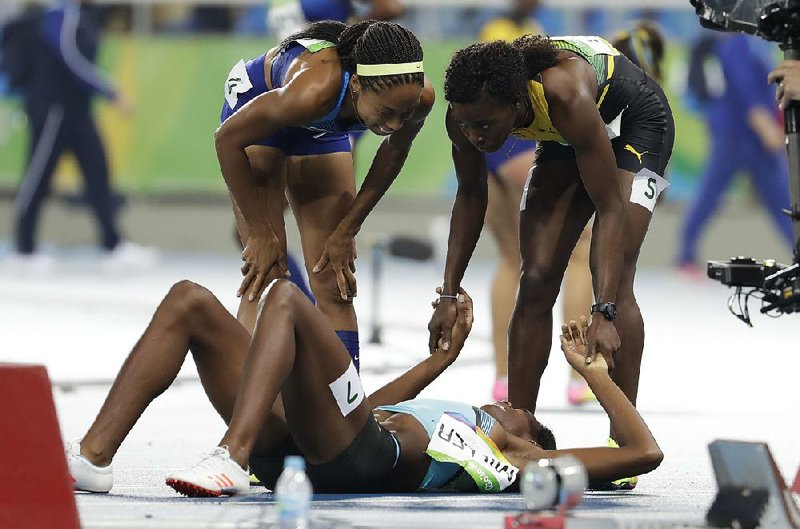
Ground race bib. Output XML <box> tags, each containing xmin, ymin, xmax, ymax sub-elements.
<box><xmin>630</xmin><ymin>168</ymin><xmax>670</xmax><ymax>212</ymax></box>
<box><xmin>328</xmin><ymin>361</ymin><xmax>364</xmax><ymax>417</ymax></box>
<box><xmin>224</xmin><ymin>60</ymin><xmax>253</xmax><ymax>110</ymax></box>
<box><xmin>426</xmin><ymin>413</ymin><xmax>519</xmax><ymax>492</ymax></box>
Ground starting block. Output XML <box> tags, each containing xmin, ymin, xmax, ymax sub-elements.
<box><xmin>704</xmin><ymin>440</ymin><xmax>799</xmax><ymax>529</ymax></box>
<box><xmin>0</xmin><ymin>363</ymin><xmax>80</xmax><ymax>529</ymax></box>
<box><xmin>505</xmin><ymin>440</ymin><xmax>800</xmax><ymax>529</ymax></box>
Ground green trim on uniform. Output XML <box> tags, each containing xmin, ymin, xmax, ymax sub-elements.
<box><xmin>550</xmin><ymin>36</ymin><xmax>619</xmax><ymax>85</ymax></box>
<box><xmin>295</xmin><ymin>38</ymin><xmax>337</xmax><ymax>53</ymax></box>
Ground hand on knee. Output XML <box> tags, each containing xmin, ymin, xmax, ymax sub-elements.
<box><xmin>310</xmin><ymin>271</ymin><xmax>355</xmax><ymax>305</ymax></box>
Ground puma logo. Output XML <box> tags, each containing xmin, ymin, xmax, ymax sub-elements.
<box><xmin>346</xmin><ymin>381</ymin><xmax>359</xmax><ymax>404</ymax></box>
<box><xmin>624</xmin><ymin>144</ymin><xmax>650</xmax><ymax>164</ymax></box>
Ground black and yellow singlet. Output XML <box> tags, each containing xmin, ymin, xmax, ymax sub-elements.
<box><xmin>512</xmin><ymin>35</ymin><xmax>674</xmax><ymax>178</ymax></box>
<box><xmin>511</xmin><ymin>35</ymin><xmax>625</xmax><ymax>145</ymax></box>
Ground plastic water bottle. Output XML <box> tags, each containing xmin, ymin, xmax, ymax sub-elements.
<box><xmin>275</xmin><ymin>455</ymin><xmax>313</xmax><ymax>529</ymax></box>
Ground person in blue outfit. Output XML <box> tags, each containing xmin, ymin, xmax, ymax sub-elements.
<box><xmin>678</xmin><ymin>32</ymin><xmax>792</xmax><ymax>272</ymax></box>
<box><xmin>66</xmin><ymin>278</ymin><xmax>662</xmax><ymax>496</ymax></box>
<box><xmin>269</xmin><ymin>0</ymin><xmax>405</xmax><ymax>41</ymax></box>
<box><xmin>217</xmin><ymin>20</ymin><xmax>434</xmax><ymax>377</ymax></box>
<box><xmin>253</xmin><ymin>1</ymin><xmax>406</xmax><ymax>299</ymax></box>
<box><xmin>2</xmin><ymin>0</ymin><xmax>152</xmax><ymax>269</ymax></box>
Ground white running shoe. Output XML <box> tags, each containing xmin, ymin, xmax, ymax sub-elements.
<box><xmin>102</xmin><ymin>241</ymin><xmax>158</xmax><ymax>271</ymax></box>
<box><xmin>165</xmin><ymin>446</ymin><xmax>250</xmax><ymax>497</ymax></box>
<box><xmin>4</xmin><ymin>252</ymin><xmax>56</xmax><ymax>274</ymax></box>
<box><xmin>66</xmin><ymin>440</ymin><xmax>113</xmax><ymax>493</ymax></box>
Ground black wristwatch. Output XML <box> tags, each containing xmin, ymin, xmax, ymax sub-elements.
<box><xmin>591</xmin><ymin>302</ymin><xmax>617</xmax><ymax>321</ymax></box>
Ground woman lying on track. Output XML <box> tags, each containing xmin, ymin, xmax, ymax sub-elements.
<box><xmin>68</xmin><ymin>279</ymin><xmax>662</xmax><ymax>496</ymax></box>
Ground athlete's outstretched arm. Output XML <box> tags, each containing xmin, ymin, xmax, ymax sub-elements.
<box><xmin>313</xmin><ymin>79</ymin><xmax>436</xmax><ymax>300</ymax></box>
<box><xmin>501</xmin><ymin>318</ymin><xmax>662</xmax><ymax>484</ymax></box>
<box><xmin>544</xmin><ymin>60</ymin><xmax>625</xmax><ymax>363</ymax></box>
<box><xmin>367</xmin><ymin>289</ymin><xmax>473</xmax><ymax>408</ymax></box>
<box><xmin>216</xmin><ymin>50</ymin><xmax>344</xmax><ymax>301</ymax></box>
<box><xmin>427</xmin><ymin>108</ymin><xmax>489</xmax><ymax>354</ymax></box>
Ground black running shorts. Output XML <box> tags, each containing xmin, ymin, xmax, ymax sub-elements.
<box><xmin>249</xmin><ymin>415</ymin><xmax>399</xmax><ymax>493</ymax></box>
<box><xmin>534</xmin><ymin>54</ymin><xmax>675</xmax><ymax>178</ymax></box>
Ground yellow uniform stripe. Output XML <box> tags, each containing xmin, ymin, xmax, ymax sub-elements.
<box><xmin>596</xmin><ymin>55</ymin><xmax>615</xmax><ymax>109</ymax></box>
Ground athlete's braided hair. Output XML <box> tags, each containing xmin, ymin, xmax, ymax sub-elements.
<box><xmin>281</xmin><ymin>20</ymin><xmax>424</xmax><ymax>92</ymax></box>
<box><xmin>444</xmin><ymin>36</ymin><xmax>558</xmax><ymax>105</ymax></box>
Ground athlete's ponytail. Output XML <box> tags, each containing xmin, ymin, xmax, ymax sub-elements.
<box><xmin>278</xmin><ymin>20</ymin><xmax>347</xmax><ymax>51</ymax></box>
<box><xmin>282</xmin><ymin>19</ymin><xmax>423</xmax><ymax>92</ymax></box>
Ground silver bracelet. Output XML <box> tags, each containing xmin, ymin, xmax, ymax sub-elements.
<box><xmin>438</xmin><ymin>293</ymin><xmax>458</xmax><ymax>300</ymax></box>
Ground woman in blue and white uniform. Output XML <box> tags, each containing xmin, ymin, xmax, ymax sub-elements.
<box><xmin>217</xmin><ymin>20</ymin><xmax>434</xmax><ymax>372</ymax></box>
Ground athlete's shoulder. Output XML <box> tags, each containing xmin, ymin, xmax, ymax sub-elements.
<box><xmin>540</xmin><ymin>56</ymin><xmax>595</xmax><ymax>103</ymax></box>
<box><xmin>284</xmin><ymin>46</ymin><xmax>345</xmax><ymax>107</ymax></box>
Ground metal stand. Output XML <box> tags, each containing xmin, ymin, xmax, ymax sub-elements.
<box><xmin>368</xmin><ymin>242</ymin><xmax>386</xmax><ymax>345</ymax></box>
<box><xmin>367</xmin><ymin>236</ymin><xmax>435</xmax><ymax>345</ymax></box>
<box><xmin>780</xmin><ymin>41</ymin><xmax>800</xmax><ymax>265</ymax></box>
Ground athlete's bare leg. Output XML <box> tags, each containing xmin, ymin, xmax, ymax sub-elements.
<box><xmin>220</xmin><ymin>280</ymin><xmax>372</xmax><ymax>466</ymax></box>
<box><xmin>508</xmin><ymin>158</ymin><xmax>594</xmax><ymax>412</ymax></box>
<box><xmin>286</xmin><ymin>152</ymin><xmax>358</xmax><ymax>333</ymax></box>
<box><xmin>79</xmin><ymin>281</ymin><xmax>289</xmax><ymax>467</ymax></box>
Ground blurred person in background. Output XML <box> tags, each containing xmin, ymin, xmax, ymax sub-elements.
<box><xmin>476</xmin><ymin>0</ymin><xmax>541</xmax><ymax>403</ymax></box>
<box><xmin>1</xmin><ymin>0</ymin><xmax>154</xmax><ymax>271</ymax></box>
<box><xmin>769</xmin><ymin>58</ymin><xmax>800</xmax><ymax>110</ymax></box>
<box><xmin>431</xmin><ymin>34</ymin><xmax>673</xmax><ymax>492</ymax></box>
<box><xmin>478</xmin><ymin>0</ymin><xmax>597</xmax><ymax>407</ymax></box>
<box><xmin>269</xmin><ymin>0</ymin><xmax>405</xmax><ymax>41</ymax></box>
<box><xmin>611</xmin><ymin>22</ymin><xmax>665</xmax><ymax>89</ymax></box>
<box><xmin>217</xmin><ymin>20</ymin><xmax>434</xmax><ymax>376</ymax></box>
<box><xmin>678</xmin><ymin>32</ymin><xmax>791</xmax><ymax>274</ymax></box>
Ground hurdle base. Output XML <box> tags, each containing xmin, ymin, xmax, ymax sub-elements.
<box><xmin>505</xmin><ymin>513</ymin><xmax>566</xmax><ymax>529</ymax></box>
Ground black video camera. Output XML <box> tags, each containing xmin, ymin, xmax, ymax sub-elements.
<box><xmin>706</xmin><ymin>258</ymin><xmax>800</xmax><ymax>324</ymax></box>
<box><xmin>690</xmin><ymin>0</ymin><xmax>800</xmax><ymax>323</ymax></box>
<box><xmin>707</xmin><ymin>257</ymin><xmax>785</xmax><ymax>287</ymax></box>
<box><xmin>689</xmin><ymin>0</ymin><xmax>800</xmax><ymax>42</ymax></box>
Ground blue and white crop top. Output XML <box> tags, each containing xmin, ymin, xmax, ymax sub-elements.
<box><xmin>269</xmin><ymin>39</ymin><xmax>367</xmax><ymax>135</ymax></box>
<box><xmin>376</xmin><ymin>399</ymin><xmax>497</xmax><ymax>490</ymax></box>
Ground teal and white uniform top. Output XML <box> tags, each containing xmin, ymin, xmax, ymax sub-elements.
<box><xmin>376</xmin><ymin>399</ymin><xmax>503</xmax><ymax>491</ymax></box>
